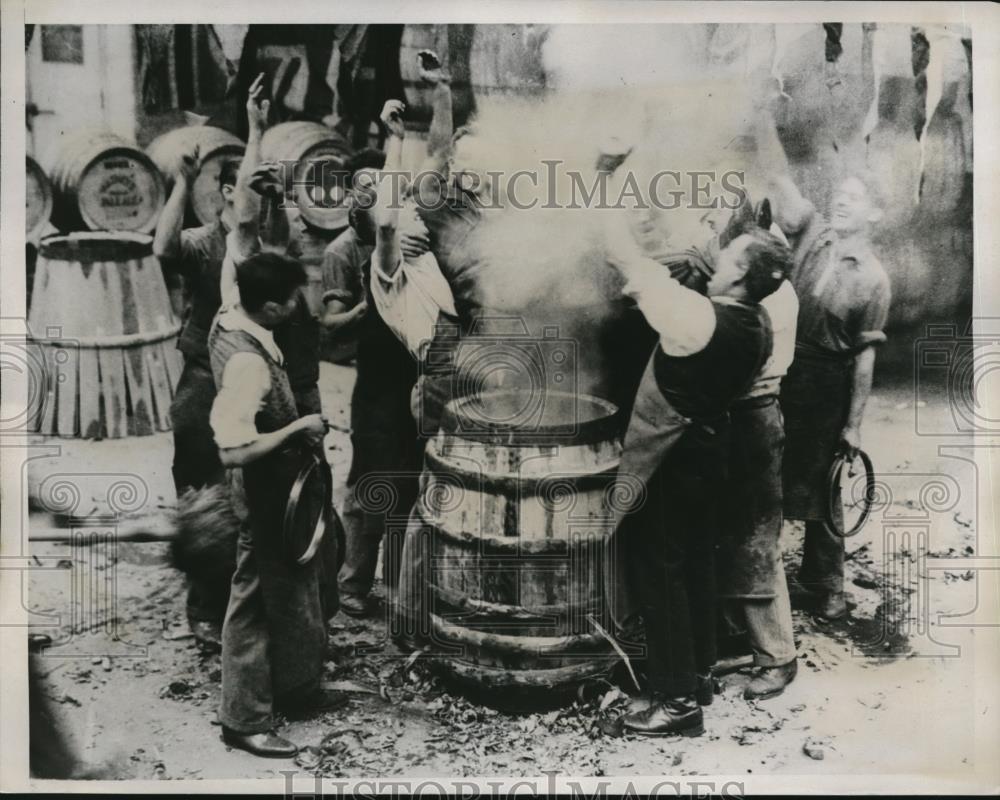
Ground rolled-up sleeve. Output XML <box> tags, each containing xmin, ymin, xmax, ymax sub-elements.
<box><xmin>321</xmin><ymin>232</ymin><xmax>364</xmax><ymax>307</ymax></box>
<box><xmin>371</xmin><ymin>253</ymin><xmax>457</xmax><ymax>359</ymax></box>
<box><xmin>220</xmin><ymin>232</ymin><xmax>262</xmax><ymax>310</ymax></box>
<box><xmin>210</xmin><ymin>352</ymin><xmax>271</xmax><ymax>449</ymax></box>
<box><xmin>620</xmin><ymin>256</ymin><xmax>717</xmax><ymax>356</ymax></box>
<box><xmin>852</xmin><ymin>271</ymin><xmax>892</xmax><ymax>350</ymax></box>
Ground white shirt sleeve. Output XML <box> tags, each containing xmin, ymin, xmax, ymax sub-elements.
<box><xmin>209</xmin><ymin>352</ymin><xmax>271</xmax><ymax>449</ymax></box>
<box><xmin>757</xmin><ymin>279</ymin><xmax>799</xmax><ymax>383</ymax></box>
<box><xmin>220</xmin><ymin>231</ymin><xmax>262</xmax><ymax>310</ymax></box>
<box><xmin>371</xmin><ymin>252</ymin><xmax>458</xmax><ymax>360</ymax></box>
<box><xmin>618</xmin><ymin>254</ymin><xmax>717</xmax><ymax>357</ymax></box>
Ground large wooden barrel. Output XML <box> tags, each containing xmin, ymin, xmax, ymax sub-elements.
<box><xmin>49</xmin><ymin>131</ymin><xmax>165</xmax><ymax>235</ymax></box>
<box><xmin>26</xmin><ymin>156</ymin><xmax>54</xmax><ymax>241</ymax></box>
<box><xmin>422</xmin><ymin>390</ymin><xmax>623</xmax><ymax>698</ymax></box>
<box><xmin>146</xmin><ymin>126</ymin><xmax>246</xmax><ymax>226</ymax></box>
<box><xmin>27</xmin><ymin>232</ymin><xmax>183</xmax><ymax>439</ymax></box>
<box><xmin>260</xmin><ymin>122</ymin><xmax>353</xmax><ymax>232</ymax></box>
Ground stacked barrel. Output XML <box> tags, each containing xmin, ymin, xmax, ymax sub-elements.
<box><xmin>26</xmin><ymin>119</ymin><xmax>357</xmax><ymax>439</ymax></box>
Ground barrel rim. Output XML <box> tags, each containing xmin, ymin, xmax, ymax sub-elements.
<box><xmin>75</xmin><ymin>146</ymin><xmax>165</xmax><ymax>234</ymax></box>
<box><xmin>431</xmin><ymin>582</ymin><xmax>603</xmax><ymax>623</ymax></box>
<box><xmin>430</xmin><ymin>612</ymin><xmax>609</xmax><ymax>654</ymax></box>
<box><xmin>423</xmin><ymin>445</ymin><xmax>620</xmax><ymax>496</ymax></box>
<box><xmin>427</xmin><ymin>653</ymin><xmax>616</xmax><ymax>690</ymax></box>
<box><xmin>39</xmin><ymin>230</ymin><xmax>154</xmax><ymax>263</ymax></box>
<box><xmin>440</xmin><ymin>389</ymin><xmax>621</xmax><ymax>446</ymax></box>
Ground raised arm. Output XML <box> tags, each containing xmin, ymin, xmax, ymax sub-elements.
<box><xmin>418</xmin><ymin>50</ymin><xmax>453</xmax><ymax>171</ymax></box>
<box><xmin>153</xmin><ymin>145</ymin><xmax>199</xmax><ymax>263</ymax></box>
<box><xmin>752</xmin><ymin>101</ymin><xmax>814</xmax><ymax>236</ymax></box>
<box><xmin>221</xmin><ymin>73</ymin><xmax>269</xmax><ymax>306</ymax></box>
<box><xmin>373</xmin><ymin>99</ymin><xmax>407</xmax><ymax>281</ymax></box>
<box><xmin>233</xmin><ymin>74</ymin><xmax>269</xmax><ymax>252</ymax></box>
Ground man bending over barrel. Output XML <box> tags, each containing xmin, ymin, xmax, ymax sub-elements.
<box><xmin>603</xmin><ymin>191</ymin><xmax>791</xmax><ymax>737</ymax></box>
<box><xmin>207</xmin><ymin>77</ymin><xmax>344</xmax><ymax>759</ymax></box>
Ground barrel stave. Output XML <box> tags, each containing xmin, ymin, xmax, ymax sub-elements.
<box><xmin>27</xmin><ymin>233</ymin><xmax>181</xmax><ymax>439</ymax></box>
<box><xmin>425</xmin><ymin>391</ymin><xmax>621</xmax><ymax>696</ymax></box>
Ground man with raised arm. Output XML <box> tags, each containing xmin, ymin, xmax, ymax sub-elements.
<box><xmin>154</xmin><ymin>80</ymin><xmax>325</xmax><ymax>647</ymax></box>
<box><xmin>320</xmin><ymin>146</ymin><xmax>431</xmax><ymax>618</ymax></box>
<box><xmin>208</xmin><ymin>77</ymin><xmax>344</xmax><ymax>759</ymax></box>
<box><xmin>603</xmin><ymin>192</ymin><xmax>789</xmax><ymax>737</ymax></box>
<box><xmin>753</xmin><ymin>99</ymin><xmax>892</xmax><ymax>621</ymax></box>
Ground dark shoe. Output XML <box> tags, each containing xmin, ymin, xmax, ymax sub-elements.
<box><xmin>787</xmin><ymin>576</ymin><xmax>818</xmax><ymax>610</ymax></box>
<box><xmin>191</xmin><ymin>620</ymin><xmax>223</xmax><ymax>652</ymax></box>
<box><xmin>816</xmin><ymin>591</ymin><xmax>848</xmax><ymax>621</ymax></box>
<box><xmin>743</xmin><ymin>659</ymin><xmax>798</xmax><ymax>701</ymax></box>
<box><xmin>695</xmin><ymin>672</ymin><xmax>716</xmax><ymax>706</ymax></box>
<box><xmin>339</xmin><ymin>593</ymin><xmax>368</xmax><ymax>618</ymax></box>
<box><xmin>221</xmin><ymin>728</ymin><xmax>297</xmax><ymax>758</ymax></box>
<box><xmin>622</xmin><ymin>695</ymin><xmax>704</xmax><ymax>737</ymax></box>
<box><xmin>277</xmin><ymin>688</ymin><xmax>349</xmax><ymax>720</ymax></box>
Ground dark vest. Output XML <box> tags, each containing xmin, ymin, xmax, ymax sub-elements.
<box><xmin>208</xmin><ymin>325</ymin><xmax>300</xmax><ymax>436</ymax></box>
<box><xmin>653</xmin><ymin>300</ymin><xmax>773</xmax><ymax>421</ymax></box>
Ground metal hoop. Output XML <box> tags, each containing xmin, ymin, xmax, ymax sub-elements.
<box><xmin>825</xmin><ymin>448</ymin><xmax>875</xmax><ymax>538</ymax></box>
<box><xmin>283</xmin><ymin>452</ymin><xmax>333</xmax><ymax>566</ymax></box>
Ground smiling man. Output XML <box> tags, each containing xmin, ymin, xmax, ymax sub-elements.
<box><xmin>777</xmin><ymin>174</ymin><xmax>892</xmax><ymax>620</ymax></box>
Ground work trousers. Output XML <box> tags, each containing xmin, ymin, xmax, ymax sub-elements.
<box><xmin>634</xmin><ymin>423</ymin><xmax>726</xmax><ymax>697</ymax></box>
<box><xmin>337</xmin><ymin>369</ymin><xmax>421</xmax><ymax>599</ymax></box>
<box><xmin>218</xmin><ymin>452</ymin><xmax>332</xmax><ymax>734</ymax></box>
<box><xmin>721</xmin><ymin>398</ymin><xmax>797</xmax><ymax>668</ymax></box>
<box><xmin>733</xmin><ymin>568</ymin><xmax>797</xmax><ymax>667</ymax></box>
<box><xmin>799</xmin><ymin>517</ymin><xmax>845</xmax><ymax>596</ymax></box>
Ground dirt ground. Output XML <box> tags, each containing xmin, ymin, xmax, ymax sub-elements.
<box><xmin>22</xmin><ymin>362</ymin><xmax>986</xmax><ymax>782</ymax></box>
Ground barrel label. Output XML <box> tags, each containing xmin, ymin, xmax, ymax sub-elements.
<box><xmin>79</xmin><ymin>155</ymin><xmax>161</xmax><ymax>232</ymax></box>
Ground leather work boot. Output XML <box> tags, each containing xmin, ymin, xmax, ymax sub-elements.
<box><xmin>816</xmin><ymin>591</ymin><xmax>848</xmax><ymax>621</ymax></box>
<box><xmin>191</xmin><ymin>620</ymin><xmax>222</xmax><ymax>652</ymax></box>
<box><xmin>622</xmin><ymin>695</ymin><xmax>704</xmax><ymax>737</ymax></box>
<box><xmin>222</xmin><ymin>728</ymin><xmax>298</xmax><ymax>758</ymax></box>
<box><xmin>743</xmin><ymin>659</ymin><xmax>798</xmax><ymax>701</ymax></box>
<box><xmin>339</xmin><ymin>593</ymin><xmax>368</xmax><ymax>619</ymax></box>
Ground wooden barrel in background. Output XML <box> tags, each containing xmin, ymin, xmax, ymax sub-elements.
<box><xmin>146</xmin><ymin>126</ymin><xmax>246</xmax><ymax>226</ymax></box>
<box><xmin>27</xmin><ymin>233</ymin><xmax>182</xmax><ymax>440</ymax></box>
<box><xmin>422</xmin><ymin>390</ymin><xmax>623</xmax><ymax>700</ymax></box>
<box><xmin>26</xmin><ymin>156</ymin><xmax>54</xmax><ymax>242</ymax></box>
<box><xmin>49</xmin><ymin>131</ymin><xmax>165</xmax><ymax>234</ymax></box>
<box><xmin>260</xmin><ymin>121</ymin><xmax>353</xmax><ymax>233</ymax></box>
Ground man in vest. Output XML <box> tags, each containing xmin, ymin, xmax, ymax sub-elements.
<box><xmin>208</xmin><ymin>79</ymin><xmax>343</xmax><ymax>759</ymax></box>
<box><xmin>154</xmin><ymin>75</ymin><xmax>322</xmax><ymax>647</ymax></box>
<box><xmin>603</xmin><ymin>204</ymin><xmax>790</xmax><ymax>737</ymax></box>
